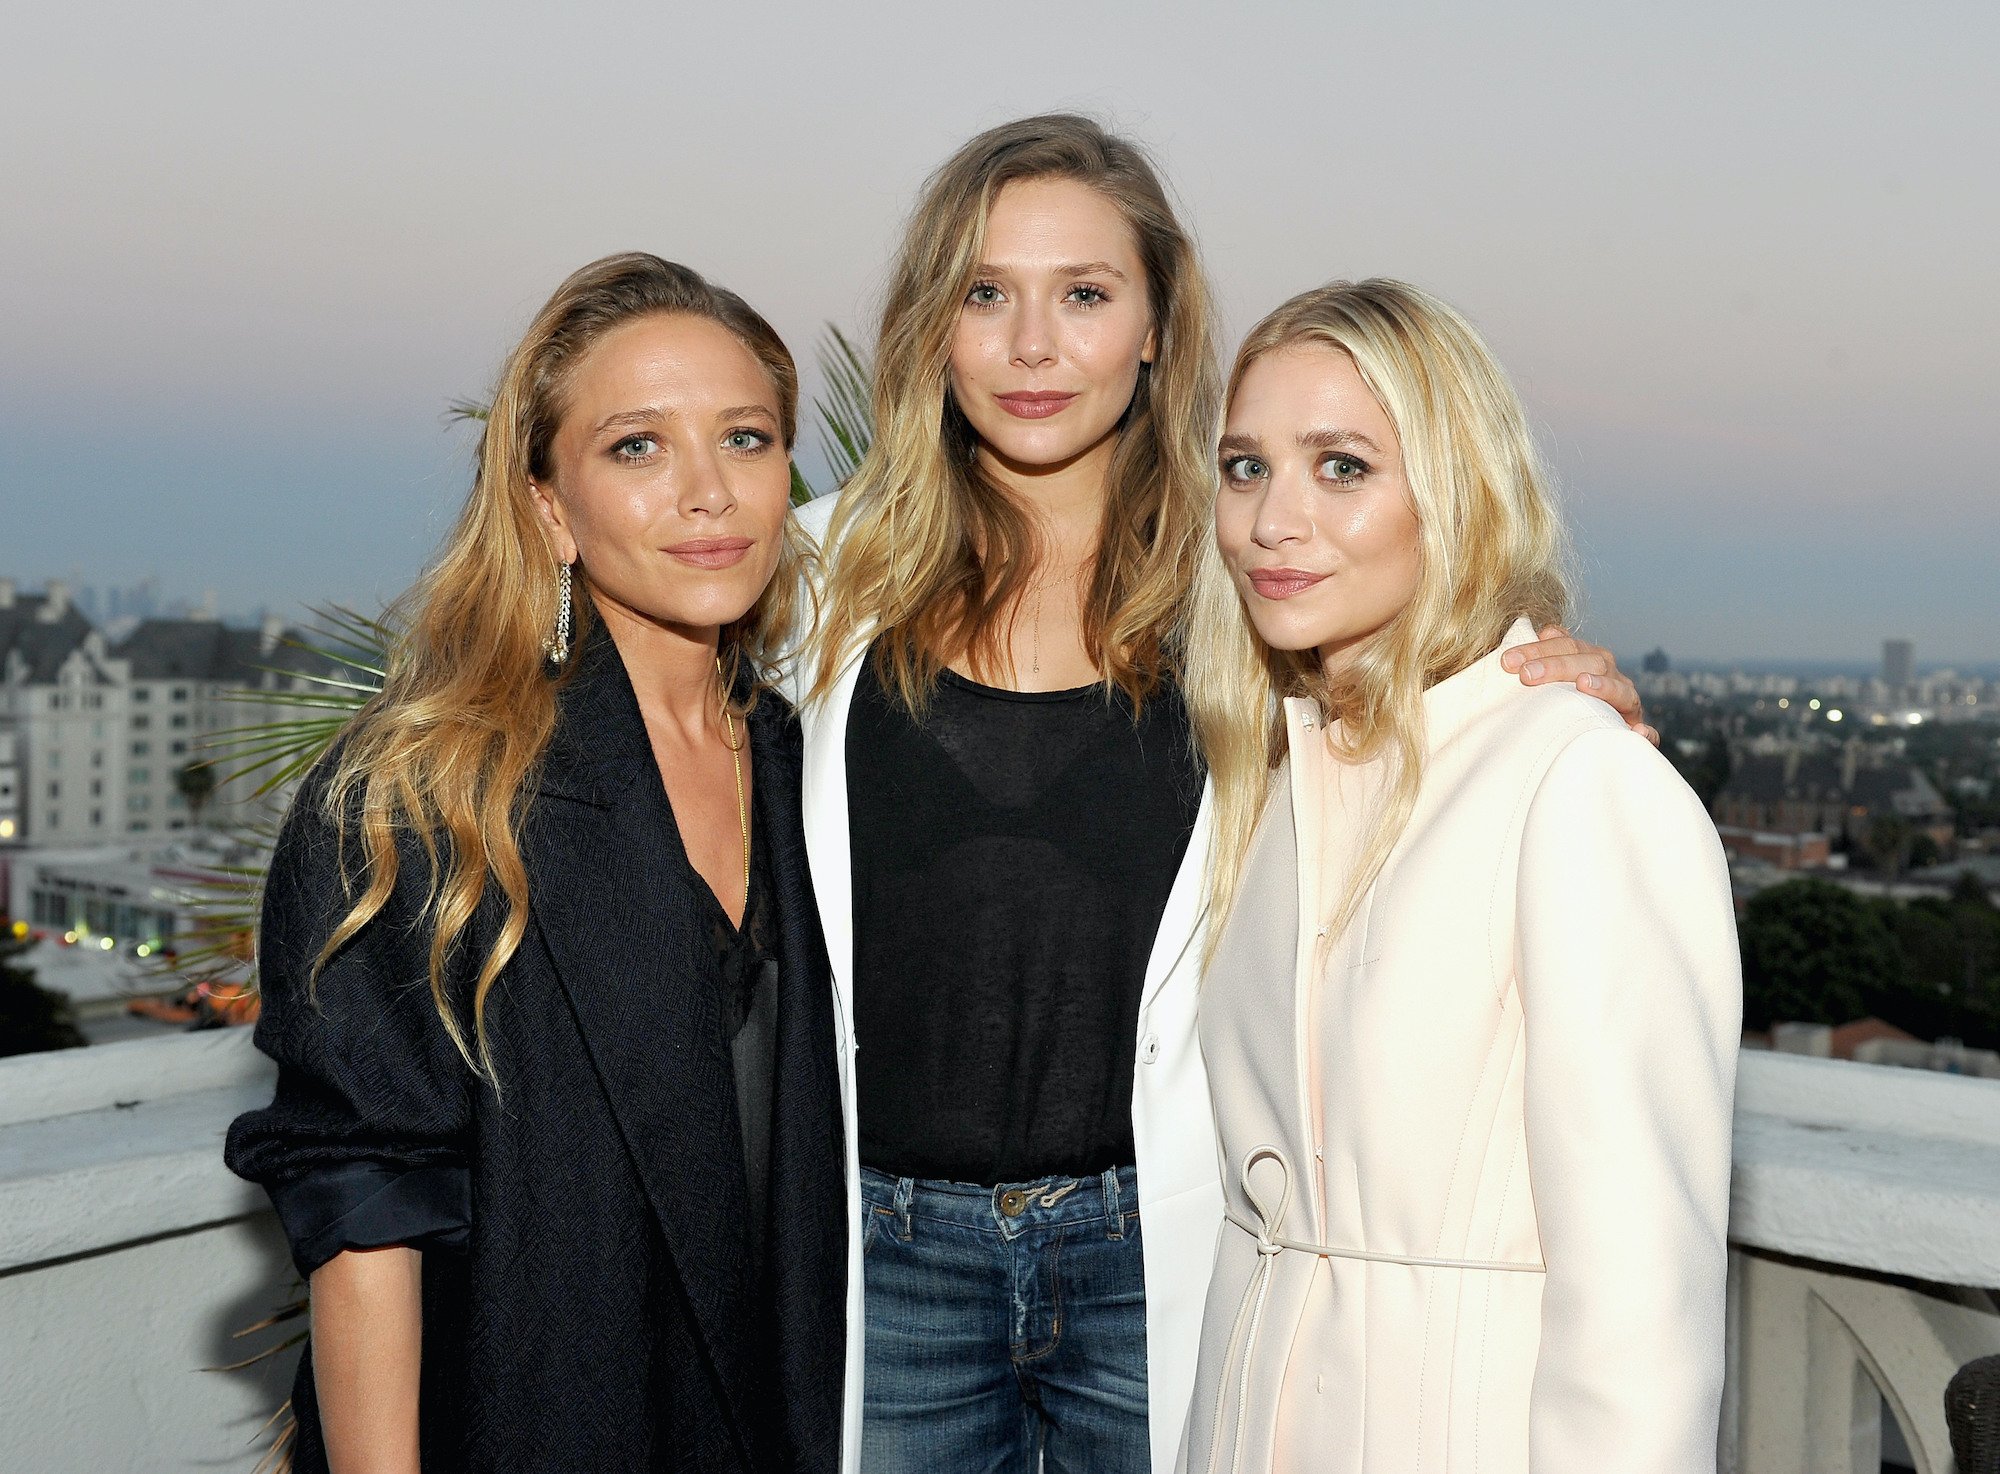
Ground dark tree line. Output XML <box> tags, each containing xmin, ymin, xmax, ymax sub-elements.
<box><xmin>1738</xmin><ymin>874</ymin><xmax>2000</xmax><ymax>1050</ymax></box>
<box><xmin>0</xmin><ymin>933</ymin><xmax>87</xmax><ymax>1057</ymax></box>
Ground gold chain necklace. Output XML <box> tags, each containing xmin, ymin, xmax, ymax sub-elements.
<box><xmin>718</xmin><ymin>657</ymin><xmax>749</xmax><ymax>900</ymax></box>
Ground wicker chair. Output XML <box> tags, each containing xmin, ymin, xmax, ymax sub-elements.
<box><xmin>1947</xmin><ymin>1353</ymin><xmax>2000</xmax><ymax>1474</ymax></box>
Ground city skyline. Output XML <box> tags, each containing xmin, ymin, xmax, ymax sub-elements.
<box><xmin>3</xmin><ymin>3</ymin><xmax>1995</xmax><ymax>661</ymax></box>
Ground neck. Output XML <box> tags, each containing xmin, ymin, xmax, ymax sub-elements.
<box><xmin>974</xmin><ymin>430</ymin><xmax>1117</xmax><ymax>574</ymax></box>
<box><xmin>589</xmin><ymin>593</ymin><xmax>722</xmax><ymax>742</ymax></box>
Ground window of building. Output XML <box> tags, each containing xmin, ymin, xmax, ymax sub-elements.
<box><xmin>130</xmin><ymin>768</ymin><xmax>149</xmax><ymax>785</ymax></box>
<box><xmin>170</xmin><ymin>687</ymin><xmax>188</xmax><ymax>702</ymax></box>
<box><xmin>89</xmin><ymin>779</ymin><xmax>102</xmax><ymax>797</ymax></box>
<box><xmin>131</xmin><ymin>740</ymin><xmax>150</xmax><ymax>757</ymax></box>
<box><xmin>90</xmin><ymin>808</ymin><xmax>101</xmax><ymax>827</ymax></box>
<box><xmin>171</xmin><ymin>740</ymin><xmax>188</xmax><ymax>755</ymax></box>
<box><xmin>170</xmin><ymin>714</ymin><xmax>189</xmax><ymax>730</ymax></box>
<box><xmin>128</xmin><ymin>820</ymin><xmax>149</xmax><ymax>832</ymax></box>
<box><xmin>91</xmin><ymin>750</ymin><xmax>103</xmax><ymax>768</ymax></box>
<box><xmin>87</xmin><ymin>694</ymin><xmax>102</xmax><ymax>710</ymax></box>
<box><xmin>132</xmin><ymin>714</ymin><xmax>150</xmax><ymax>730</ymax></box>
<box><xmin>133</xmin><ymin>688</ymin><xmax>150</xmax><ymax>703</ymax></box>
<box><xmin>129</xmin><ymin>794</ymin><xmax>149</xmax><ymax>811</ymax></box>
<box><xmin>47</xmin><ymin>781</ymin><xmax>59</xmax><ymax>799</ymax></box>
<box><xmin>168</xmin><ymin>818</ymin><xmax>186</xmax><ymax>830</ymax></box>
<box><xmin>48</xmin><ymin>809</ymin><xmax>59</xmax><ymax>828</ymax></box>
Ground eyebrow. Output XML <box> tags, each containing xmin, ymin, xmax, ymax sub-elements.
<box><xmin>1217</xmin><ymin>427</ymin><xmax>1383</xmax><ymax>457</ymax></box>
<box><xmin>592</xmin><ymin>402</ymin><xmax>778</xmax><ymax>436</ymax></box>
<box><xmin>973</xmin><ymin>260</ymin><xmax>1130</xmax><ymax>282</ymax></box>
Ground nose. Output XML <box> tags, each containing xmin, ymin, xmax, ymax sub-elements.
<box><xmin>678</xmin><ymin>444</ymin><xmax>738</xmax><ymax>518</ymax></box>
<box><xmin>1252</xmin><ymin>468</ymin><xmax>1314</xmax><ymax>549</ymax></box>
<box><xmin>1009</xmin><ymin>296</ymin><xmax>1056</xmax><ymax>369</ymax></box>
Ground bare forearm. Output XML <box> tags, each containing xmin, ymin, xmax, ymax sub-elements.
<box><xmin>309</xmin><ymin>1246</ymin><xmax>424</xmax><ymax>1474</ymax></box>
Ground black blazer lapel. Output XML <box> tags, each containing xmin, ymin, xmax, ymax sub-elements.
<box><xmin>521</xmin><ymin>631</ymin><xmax>758</xmax><ymax>1455</ymax></box>
<box><xmin>750</xmin><ymin>697</ymin><xmax>849</xmax><ymax>1465</ymax></box>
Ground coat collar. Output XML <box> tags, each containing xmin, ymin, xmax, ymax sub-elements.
<box><xmin>1283</xmin><ymin>616</ymin><xmax>1541</xmax><ymax>767</ymax></box>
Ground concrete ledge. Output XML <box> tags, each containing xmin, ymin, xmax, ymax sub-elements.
<box><xmin>1729</xmin><ymin>1051</ymin><xmax>2000</xmax><ymax>1286</ymax></box>
<box><xmin>0</xmin><ymin>1031</ymin><xmax>274</xmax><ymax>1272</ymax></box>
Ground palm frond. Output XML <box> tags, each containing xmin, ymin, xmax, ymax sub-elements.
<box><xmin>812</xmin><ymin>324</ymin><xmax>875</xmax><ymax>490</ymax></box>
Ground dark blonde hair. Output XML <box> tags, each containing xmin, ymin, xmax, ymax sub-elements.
<box><xmin>318</xmin><ymin>253</ymin><xmax>810</xmax><ymax>1078</ymax></box>
<box><xmin>812</xmin><ymin>113</ymin><xmax>1221</xmax><ymax>708</ymax></box>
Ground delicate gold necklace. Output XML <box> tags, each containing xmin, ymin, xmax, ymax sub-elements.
<box><xmin>717</xmin><ymin>656</ymin><xmax>749</xmax><ymax>900</ymax></box>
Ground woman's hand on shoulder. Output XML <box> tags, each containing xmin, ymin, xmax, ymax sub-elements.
<box><xmin>1501</xmin><ymin>625</ymin><xmax>1655</xmax><ymax>746</ymax></box>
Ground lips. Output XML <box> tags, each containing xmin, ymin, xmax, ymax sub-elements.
<box><xmin>1246</xmin><ymin>568</ymin><xmax>1330</xmax><ymax>600</ymax></box>
<box><xmin>995</xmin><ymin>391</ymin><xmax>1079</xmax><ymax>420</ymax></box>
<box><xmin>663</xmin><ymin>537</ymin><xmax>753</xmax><ymax>570</ymax></box>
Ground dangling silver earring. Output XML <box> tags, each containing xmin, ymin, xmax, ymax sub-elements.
<box><xmin>545</xmin><ymin>560</ymin><xmax>573</xmax><ymax>665</ymax></box>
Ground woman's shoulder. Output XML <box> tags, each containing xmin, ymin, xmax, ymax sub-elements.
<box><xmin>791</xmin><ymin>489</ymin><xmax>841</xmax><ymax>547</ymax></box>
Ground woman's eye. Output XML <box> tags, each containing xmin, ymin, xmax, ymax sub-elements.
<box><xmin>611</xmin><ymin>435</ymin><xmax>659</xmax><ymax>461</ymax></box>
<box><xmin>1067</xmin><ymin>284</ymin><xmax>1108</xmax><ymax>306</ymax></box>
<box><xmin>1221</xmin><ymin>455</ymin><xmax>1266</xmax><ymax>484</ymax></box>
<box><xmin>723</xmin><ymin>429</ymin><xmax>771</xmax><ymax>452</ymax></box>
<box><xmin>965</xmin><ymin>282</ymin><xmax>1004</xmax><ymax>307</ymax></box>
<box><xmin>1323</xmin><ymin>454</ymin><xmax>1368</xmax><ymax>483</ymax></box>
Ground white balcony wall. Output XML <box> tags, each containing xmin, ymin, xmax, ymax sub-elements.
<box><xmin>1</xmin><ymin>1033</ymin><xmax>1997</xmax><ymax>1472</ymax></box>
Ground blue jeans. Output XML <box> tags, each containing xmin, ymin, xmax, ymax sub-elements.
<box><xmin>860</xmin><ymin>1163</ymin><xmax>1150</xmax><ymax>1474</ymax></box>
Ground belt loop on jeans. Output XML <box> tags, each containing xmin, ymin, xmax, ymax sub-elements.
<box><xmin>1103</xmin><ymin>1167</ymin><xmax>1124</xmax><ymax>1240</ymax></box>
<box><xmin>893</xmin><ymin>1175</ymin><xmax>915</xmax><ymax>1240</ymax></box>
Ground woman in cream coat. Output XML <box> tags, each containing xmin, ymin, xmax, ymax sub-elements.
<box><xmin>1178</xmin><ymin>280</ymin><xmax>1741</xmax><ymax>1474</ymax></box>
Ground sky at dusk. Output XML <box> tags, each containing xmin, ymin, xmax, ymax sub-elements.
<box><xmin>3</xmin><ymin>1</ymin><xmax>1994</xmax><ymax>663</ymax></box>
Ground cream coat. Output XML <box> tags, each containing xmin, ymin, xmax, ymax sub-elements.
<box><xmin>1181</xmin><ymin>621</ymin><xmax>1741</xmax><ymax>1474</ymax></box>
<box><xmin>790</xmin><ymin>493</ymin><xmax>1226</xmax><ymax>1474</ymax></box>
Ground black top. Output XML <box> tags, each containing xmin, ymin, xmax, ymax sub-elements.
<box><xmin>688</xmin><ymin>788</ymin><xmax>778</xmax><ymax>1273</ymax></box>
<box><xmin>226</xmin><ymin>629</ymin><xmax>846</xmax><ymax>1474</ymax></box>
<box><xmin>847</xmin><ymin>650</ymin><xmax>1203</xmax><ymax>1185</ymax></box>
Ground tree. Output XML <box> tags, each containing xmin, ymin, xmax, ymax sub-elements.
<box><xmin>1738</xmin><ymin>878</ymin><xmax>1902</xmax><ymax>1030</ymax></box>
<box><xmin>0</xmin><ymin>932</ymin><xmax>87</xmax><ymax>1057</ymax></box>
<box><xmin>1863</xmin><ymin>814</ymin><xmax>1914</xmax><ymax>881</ymax></box>
<box><xmin>176</xmin><ymin>759</ymin><xmax>218</xmax><ymax>825</ymax></box>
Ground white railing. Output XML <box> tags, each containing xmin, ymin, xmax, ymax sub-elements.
<box><xmin>2</xmin><ymin>1033</ymin><xmax>1997</xmax><ymax>1473</ymax></box>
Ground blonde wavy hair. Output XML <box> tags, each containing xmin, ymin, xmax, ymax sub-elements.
<box><xmin>811</xmin><ymin>113</ymin><xmax>1221</xmax><ymax>708</ymax></box>
<box><xmin>315</xmin><ymin>253</ymin><xmax>812</xmax><ymax>1080</ymax></box>
<box><xmin>1185</xmin><ymin>279</ymin><xmax>1573</xmax><ymax>946</ymax></box>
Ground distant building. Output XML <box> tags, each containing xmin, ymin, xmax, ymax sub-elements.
<box><xmin>0</xmin><ymin>579</ymin><xmax>347</xmax><ymax>845</ymax></box>
<box><xmin>1642</xmin><ymin>647</ymin><xmax>1671</xmax><ymax>675</ymax></box>
<box><xmin>0</xmin><ymin>580</ymin><xmax>132</xmax><ymax>847</ymax></box>
<box><xmin>1771</xmin><ymin>1017</ymin><xmax>2000</xmax><ymax>1079</ymax></box>
<box><xmin>1714</xmin><ymin>825</ymin><xmax>1831</xmax><ymax>871</ymax></box>
<box><xmin>1712</xmin><ymin>741</ymin><xmax>1955</xmax><ymax>855</ymax></box>
<box><xmin>1883</xmin><ymin>638</ymin><xmax>1914</xmax><ymax>697</ymax></box>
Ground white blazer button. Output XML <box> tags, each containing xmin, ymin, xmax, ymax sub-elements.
<box><xmin>1139</xmin><ymin>1033</ymin><xmax>1161</xmax><ymax>1064</ymax></box>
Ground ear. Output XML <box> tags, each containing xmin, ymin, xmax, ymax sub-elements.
<box><xmin>1141</xmin><ymin>321</ymin><xmax>1158</xmax><ymax>366</ymax></box>
<box><xmin>528</xmin><ymin>479</ymin><xmax>578</xmax><ymax>565</ymax></box>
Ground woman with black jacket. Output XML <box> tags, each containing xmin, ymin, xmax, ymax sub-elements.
<box><xmin>226</xmin><ymin>254</ymin><xmax>845</xmax><ymax>1473</ymax></box>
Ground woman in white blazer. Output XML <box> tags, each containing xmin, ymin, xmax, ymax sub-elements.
<box><xmin>1177</xmin><ymin>279</ymin><xmax>1741</xmax><ymax>1474</ymax></box>
<box><xmin>788</xmin><ymin>122</ymin><xmax>1647</xmax><ymax>1474</ymax></box>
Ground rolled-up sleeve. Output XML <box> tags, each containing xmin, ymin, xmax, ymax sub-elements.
<box><xmin>225</xmin><ymin>793</ymin><xmax>474</xmax><ymax>1277</ymax></box>
<box><xmin>1514</xmin><ymin>725</ymin><xmax>1741</xmax><ymax>1472</ymax></box>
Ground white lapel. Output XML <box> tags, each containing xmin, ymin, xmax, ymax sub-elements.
<box><xmin>1139</xmin><ymin>776</ymin><xmax>1216</xmax><ymax>1011</ymax></box>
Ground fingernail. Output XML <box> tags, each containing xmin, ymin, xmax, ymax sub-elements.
<box><xmin>1524</xmin><ymin>661</ymin><xmax>1544</xmax><ymax>679</ymax></box>
<box><xmin>1583</xmin><ymin>673</ymin><xmax>1601</xmax><ymax>690</ymax></box>
<box><xmin>1501</xmin><ymin>650</ymin><xmax>1522</xmax><ymax>669</ymax></box>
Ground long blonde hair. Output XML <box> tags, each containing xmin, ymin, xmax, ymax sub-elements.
<box><xmin>811</xmin><ymin>113</ymin><xmax>1221</xmax><ymax>708</ymax></box>
<box><xmin>316</xmin><ymin>253</ymin><xmax>811</xmax><ymax>1079</ymax></box>
<box><xmin>1185</xmin><ymin>279</ymin><xmax>1572</xmax><ymax>946</ymax></box>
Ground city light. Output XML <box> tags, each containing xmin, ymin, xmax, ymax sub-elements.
<box><xmin>9</xmin><ymin>920</ymin><xmax>25</xmax><ymax>940</ymax></box>
<box><xmin>98</xmin><ymin>936</ymin><xmax>114</xmax><ymax>951</ymax></box>
<box><xmin>1827</xmin><ymin>709</ymin><xmax>1845</xmax><ymax>723</ymax></box>
<box><xmin>0</xmin><ymin>818</ymin><xmax>14</xmax><ymax>839</ymax></box>
<box><xmin>1778</xmin><ymin>698</ymin><xmax>1790</xmax><ymax>710</ymax></box>
<box><xmin>1907</xmin><ymin>713</ymin><xmax>1925</xmax><ymax>726</ymax></box>
<box><xmin>136</xmin><ymin>943</ymin><xmax>152</xmax><ymax>958</ymax></box>
<box><xmin>1808</xmin><ymin>699</ymin><xmax>1822</xmax><ymax>711</ymax></box>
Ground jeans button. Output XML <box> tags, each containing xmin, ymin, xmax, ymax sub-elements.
<box><xmin>999</xmin><ymin>1188</ymin><xmax>1028</xmax><ymax>1217</ymax></box>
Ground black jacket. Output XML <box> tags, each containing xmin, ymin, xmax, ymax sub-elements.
<box><xmin>226</xmin><ymin>632</ymin><xmax>847</xmax><ymax>1472</ymax></box>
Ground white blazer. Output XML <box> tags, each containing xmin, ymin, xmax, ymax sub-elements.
<box><xmin>1180</xmin><ymin>620</ymin><xmax>1741</xmax><ymax>1474</ymax></box>
<box><xmin>788</xmin><ymin>493</ymin><xmax>1226</xmax><ymax>1474</ymax></box>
